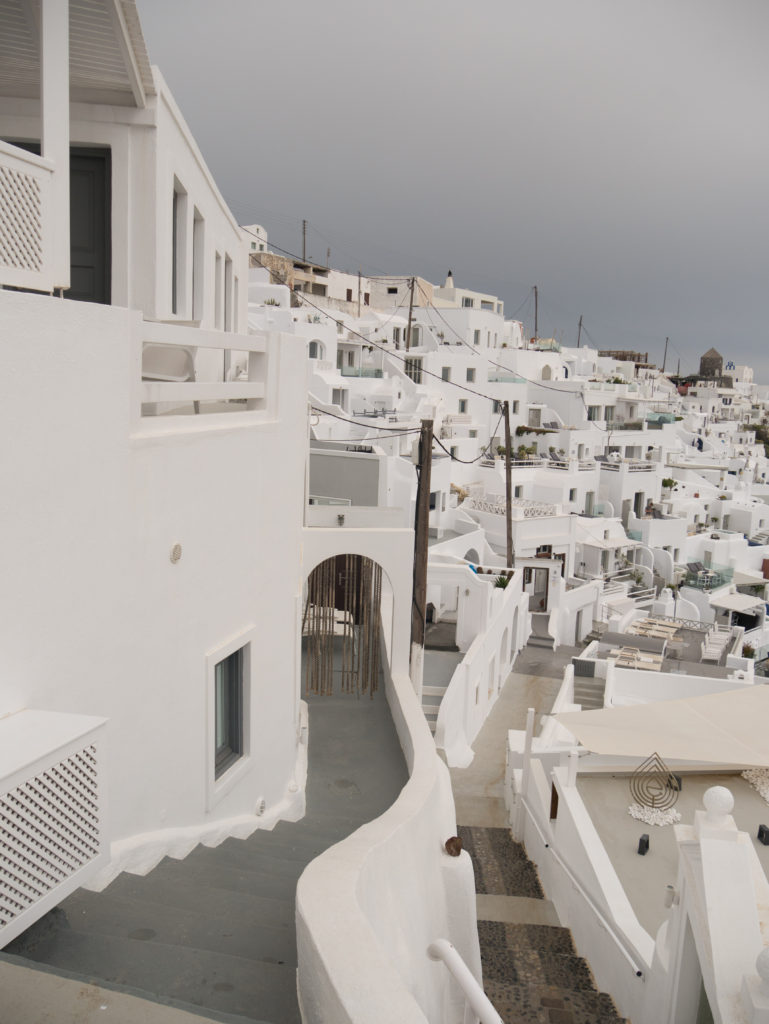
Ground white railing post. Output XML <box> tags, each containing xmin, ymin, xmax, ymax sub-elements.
<box><xmin>41</xmin><ymin>0</ymin><xmax>70</xmax><ymax>290</ymax></box>
<box><xmin>427</xmin><ymin>939</ymin><xmax>503</xmax><ymax>1024</ymax></box>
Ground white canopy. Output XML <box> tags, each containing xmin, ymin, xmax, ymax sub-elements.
<box><xmin>710</xmin><ymin>592</ymin><xmax>763</xmax><ymax>612</ymax></box>
<box><xmin>556</xmin><ymin>686</ymin><xmax>769</xmax><ymax>767</ymax></box>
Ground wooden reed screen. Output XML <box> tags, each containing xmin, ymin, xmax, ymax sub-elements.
<box><xmin>303</xmin><ymin>555</ymin><xmax>382</xmax><ymax>697</ymax></box>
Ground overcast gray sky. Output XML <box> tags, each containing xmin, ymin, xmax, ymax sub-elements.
<box><xmin>137</xmin><ymin>0</ymin><xmax>768</xmax><ymax>380</ymax></box>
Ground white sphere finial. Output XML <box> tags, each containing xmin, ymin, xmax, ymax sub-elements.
<box><xmin>756</xmin><ymin>948</ymin><xmax>769</xmax><ymax>993</ymax></box>
<box><xmin>703</xmin><ymin>786</ymin><xmax>734</xmax><ymax>822</ymax></box>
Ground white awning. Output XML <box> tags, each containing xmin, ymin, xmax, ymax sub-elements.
<box><xmin>710</xmin><ymin>592</ymin><xmax>763</xmax><ymax>612</ymax></box>
<box><xmin>556</xmin><ymin>686</ymin><xmax>769</xmax><ymax>767</ymax></box>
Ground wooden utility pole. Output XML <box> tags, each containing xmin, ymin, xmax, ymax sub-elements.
<box><xmin>662</xmin><ymin>337</ymin><xmax>669</xmax><ymax>373</ymax></box>
<box><xmin>533</xmin><ymin>285</ymin><xmax>538</xmax><ymax>340</ymax></box>
<box><xmin>503</xmin><ymin>401</ymin><xmax>514</xmax><ymax>567</ymax></box>
<box><xmin>326</xmin><ymin>247</ymin><xmax>331</xmax><ymax>268</ymax></box>
<box><xmin>302</xmin><ymin>219</ymin><xmax>307</xmax><ymax>262</ymax></box>
<box><xmin>405</xmin><ymin>276</ymin><xmax>415</xmax><ymax>352</ymax></box>
<box><xmin>410</xmin><ymin>418</ymin><xmax>433</xmax><ymax>696</ymax></box>
<box><xmin>577</xmin><ymin>314</ymin><xmax>583</xmax><ymax>348</ymax></box>
<box><xmin>357</xmin><ymin>268</ymin><xmax>361</xmax><ymax>317</ymax></box>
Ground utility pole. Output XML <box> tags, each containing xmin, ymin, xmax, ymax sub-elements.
<box><xmin>533</xmin><ymin>285</ymin><xmax>538</xmax><ymax>340</ymax></box>
<box><xmin>326</xmin><ymin>247</ymin><xmax>331</xmax><ymax>269</ymax></box>
<box><xmin>411</xmin><ymin>418</ymin><xmax>433</xmax><ymax>696</ymax></box>
<box><xmin>405</xmin><ymin>276</ymin><xmax>415</xmax><ymax>352</ymax></box>
<box><xmin>302</xmin><ymin>219</ymin><xmax>307</xmax><ymax>262</ymax></box>
<box><xmin>503</xmin><ymin>401</ymin><xmax>514</xmax><ymax>568</ymax></box>
<box><xmin>677</xmin><ymin>358</ymin><xmax>680</xmax><ymax>376</ymax></box>
<box><xmin>357</xmin><ymin>268</ymin><xmax>361</xmax><ymax>317</ymax></box>
<box><xmin>577</xmin><ymin>314</ymin><xmax>583</xmax><ymax>349</ymax></box>
<box><xmin>662</xmin><ymin>337</ymin><xmax>669</xmax><ymax>373</ymax></box>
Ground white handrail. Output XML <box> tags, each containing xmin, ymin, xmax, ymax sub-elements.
<box><xmin>427</xmin><ymin>939</ymin><xmax>503</xmax><ymax>1024</ymax></box>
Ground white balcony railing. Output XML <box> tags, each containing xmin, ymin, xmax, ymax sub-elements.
<box><xmin>140</xmin><ymin>321</ymin><xmax>269</xmax><ymax>422</ymax></box>
<box><xmin>0</xmin><ymin>141</ymin><xmax>55</xmax><ymax>292</ymax></box>
<box><xmin>0</xmin><ymin>709</ymin><xmax>108</xmax><ymax>948</ymax></box>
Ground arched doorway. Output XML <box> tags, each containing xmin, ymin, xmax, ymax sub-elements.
<box><xmin>541</xmin><ymin>365</ymin><xmax>552</xmax><ymax>381</ymax></box>
<box><xmin>302</xmin><ymin>554</ymin><xmax>384</xmax><ymax>697</ymax></box>
<box><xmin>308</xmin><ymin>339</ymin><xmax>325</xmax><ymax>360</ymax></box>
<box><xmin>464</xmin><ymin>548</ymin><xmax>480</xmax><ymax>564</ymax></box>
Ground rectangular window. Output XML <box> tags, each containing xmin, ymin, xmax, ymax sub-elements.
<box><xmin>404</xmin><ymin>357</ymin><xmax>423</xmax><ymax>383</ymax></box>
<box><xmin>393</xmin><ymin>327</ymin><xmax>401</xmax><ymax>345</ymax></box>
<box><xmin>347</xmin><ymin>351</ymin><xmax>354</xmax><ymax>367</ymax></box>
<box><xmin>364</xmin><ymin>292</ymin><xmax>370</xmax><ymax>306</ymax></box>
<box><xmin>587</xmin><ymin>405</ymin><xmax>600</xmax><ymax>421</ymax></box>
<box><xmin>458</xmin><ymin>399</ymin><xmax>467</xmax><ymax>413</ymax></box>
<box><xmin>605</xmin><ymin>406</ymin><xmax>615</xmax><ymax>422</ymax></box>
<box><xmin>192</xmin><ymin>208</ymin><xmax>205</xmax><ymax>322</ymax></box>
<box><xmin>514</xmin><ymin>485</ymin><xmax>522</xmax><ymax>498</ymax></box>
<box><xmin>462</xmin><ymin>297</ymin><xmax>474</xmax><ymax>308</ymax></box>
<box><xmin>466</xmin><ymin>368</ymin><xmax>476</xmax><ymax>382</ymax></box>
<box><xmin>214</xmin><ymin>252</ymin><xmax>223</xmax><ymax>329</ymax></box>
<box><xmin>441</xmin><ymin>366</ymin><xmax>451</xmax><ymax>381</ymax></box>
<box><xmin>346</xmin><ymin>288</ymin><xmax>353</xmax><ymax>302</ymax></box>
<box><xmin>569</xmin><ymin>488</ymin><xmax>577</xmax><ymax>501</ymax></box>
<box><xmin>387</xmin><ymin>286</ymin><xmax>398</xmax><ymax>294</ymax></box>
<box><xmin>224</xmin><ymin>254</ymin><xmax>233</xmax><ymax>332</ymax></box>
<box><xmin>492</xmin><ymin>400</ymin><xmax>501</xmax><ymax>414</ymax></box>
<box><xmin>215</xmin><ymin>648</ymin><xmax>243</xmax><ymax>779</ymax></box>
<box><xmin>450</xmin><ymin>446</ymin><xmax>458</xmax><ymax>459</ymax></box>
<box><xmin>469</xmin><ymin>429</ymin><xmax>477</xmax><ymax>438</ymax></box>
<box><xmin>481</xmin><ymin>300</ymin><xmax>493</xmax><ymax>311</ymax></box>
<box><xmin>473</xmin><ymin>330</ymin><xmax>480</xmax><ymax>346</ymax></box>
<box><xmin>512</xmin><ymin>401</ymin><xmax>519</xmax><ymax>414</ymax></box>
<box><xmin>429</xmin><ymin>491</ymin><xmax>437</xmax><ymax>510</ymax></box>
<box><xmin>172</xmin><ymin>181</ymin><xmax>188</xmax><ymax>316</ymax></box>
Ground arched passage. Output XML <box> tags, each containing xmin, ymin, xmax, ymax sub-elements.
<box><xmin>464</xmin><ymin>548</ymin><xmax>480</xmax><ymax>564</ymax></box>
<box><xmin>302</xmin><ymin>554</ymin><xmax>389</xmax><ymax>698</ymax></box>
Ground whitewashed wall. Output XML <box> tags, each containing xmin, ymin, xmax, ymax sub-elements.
<box><xmin>0</xmin><ymin>290</ymin><xmax>307</xmax><ymax>882</ymax></box>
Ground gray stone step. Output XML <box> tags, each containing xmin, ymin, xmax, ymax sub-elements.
<box><xmin>29</xmin><ymin>890</ymin><xmax>297</xmax><ymax>967</ymax></box>
<box><xmin>484</xmin><ymin>979</ymin><xmax>628</xmax><ymax>1024</ymax></box>
<box><xmin>7</xmin><ymin>929</ymin><xmax>301</xmax><ymax>1024</ymax></box>
<box><xmin>458</xmin><ymin>826</ymin><xmax>544</xmax><ymax>898</ymax></box>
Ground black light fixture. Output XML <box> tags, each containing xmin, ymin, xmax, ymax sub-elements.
<box><xmin>638</xmin><ymin>834</ymin><xmax>650</xmax><ymax>855</ymax></box>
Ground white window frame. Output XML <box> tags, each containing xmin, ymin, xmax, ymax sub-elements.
<box><xmin>206</xmin><ymin>627</ymin><xmax>255</xmax><ymax>810</ymax></box>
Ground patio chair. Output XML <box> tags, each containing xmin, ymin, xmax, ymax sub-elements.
<box><xmin>142</xmin><ymin>343</ymin><xmax>199</xmax><ymax>413</ymax></box>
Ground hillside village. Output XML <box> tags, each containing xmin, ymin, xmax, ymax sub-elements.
<box><xmin>2</xmin><ymin>4</ymin><xmax>769</xmax><ymax>1024</ymax></box>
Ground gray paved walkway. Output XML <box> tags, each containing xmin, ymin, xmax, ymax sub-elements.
<box><xmin>2</xmin><ymin>678</ymin><xmax>408</xmax><ymax>1024</ymax></box>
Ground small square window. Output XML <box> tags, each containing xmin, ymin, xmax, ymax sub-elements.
<box><xmin>215</xmin><ymin>648</ymin><xmax>243</xmax><ymax>779</ymax></box>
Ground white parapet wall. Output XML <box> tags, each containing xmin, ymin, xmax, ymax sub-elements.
<box><xmin>295</xmin><ymin>666</ymin><xmax>480</xmax><ymax>1024</ymax></box>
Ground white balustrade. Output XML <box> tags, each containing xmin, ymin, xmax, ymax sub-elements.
<box><xmin>0</xmin><ymin>141</ymin><xmax>55</xmax><ymax>292</ymax></box>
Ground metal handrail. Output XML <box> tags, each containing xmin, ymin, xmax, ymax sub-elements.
<box><xmin>427</xmin><ymin>939</ymin><xmax>503</xmax><ymax>1024</ymax></box>
<box><xmin>521</xmin><ymin>799</ymin><xmax>645</xmax><ymax>978</ymax></box>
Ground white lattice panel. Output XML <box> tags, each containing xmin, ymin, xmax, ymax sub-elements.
<box><xmin>0</xmin><ymin>162</ymin><xmax>43</xmax><ymax>273</ymax></box>
<box><xmin>0</xmin><ymin>744</ymin><xmax>101</xmax><ymax>931</ymax></box>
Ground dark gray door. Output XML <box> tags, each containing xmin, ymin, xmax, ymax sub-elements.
<box><xmin>66</xmin><ymin>148</ymin><xmax>111</xmax><ymax>304</ymax></box>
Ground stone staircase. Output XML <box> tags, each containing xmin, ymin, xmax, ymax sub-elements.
<box><xmin>458</xmin><ymin>826</ymin><xmax>627</xmax><ymax>1024</ymax></box>
<box><xmin>6</xmin><ymin>687</ymin><xmax>409</xmax><ymax>1024</ymax></box>
<box><xmin>528</xmin><ymin>612</ymin><xmax>554</xmax><ymax>650</ymax></box>
<box><xmin>422</xmin><ymin>682</ymin><xmax>447</xmax><ymax>734</ymax></box>
<box><xmin>571</xmin><ymin>675</ymin><xmax>605</xmax><ymax>710</ymax></box>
